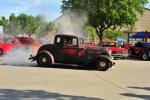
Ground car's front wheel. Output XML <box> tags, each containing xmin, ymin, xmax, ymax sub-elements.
<box><xmin>37</xmin><ymin>53</ymin><xmax>52</xmax><ymax>67</ymax></box>
<box><xmin>96</xmin><ymin>59</ymin><xmax>110</xmax><ymax>71</ymax></box>
<box><xmin>141</xmin><ymin>53</ymin><xmax>148</xmax><ymax>61</ymax></box>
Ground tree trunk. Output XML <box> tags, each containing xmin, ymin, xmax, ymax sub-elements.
<box><xmin>96</xmin><ymin>28</ymin><xmax>103</xmax><ymax>42</ymax></box>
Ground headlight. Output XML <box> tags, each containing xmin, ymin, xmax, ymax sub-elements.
<box><xmin>123</xmin><ymin>51</ymin><xmax>128</xmax><ymax>54</ymax></box>
<box><xmin>108</xmin><ymin>50</ymin><xmax>112</xmax><ymax>55</ymax></box>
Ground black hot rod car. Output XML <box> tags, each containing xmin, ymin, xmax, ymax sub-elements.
<box><xmin>29</xmin><ymin>34</ymin><xmax>115</xmax><ymax>71</ymax></box>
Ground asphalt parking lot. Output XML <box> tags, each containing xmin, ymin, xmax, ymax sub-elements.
<box><xmin>0</xmin><ymin>59</ymin><xmax>150</xmax><ymax>100</ymax></box>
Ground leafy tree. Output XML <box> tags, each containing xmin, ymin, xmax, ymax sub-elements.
<box><xmin>103</xmin><ymin>28</ymin><xmax>126</xmax><ymax>40</ymax></box>
<box><xmin>61</xmin><ymin>0</ymin><xmax>148</xmax><ymax>41</ymax></box>
<box><xmin>36</xmin><ymin>15</ymin><xmax>55</xmax><ymax>37</ymax></box>
<box><xmin>84</xmin><ymin>26</ymin><xmax>97</xmax><ymax>42</ymax></box>
<box><xmin>8</xmin><ymin>13</ymin><xmax>21</xmax><ymax>36</ymax></box>
<box><xmin>0</xmin><ymin>13</ymin><xmax>55</xmax><ymax>36</ymax></box>
<box><xmin>0</xmin><ymin>16</ymin><xmax>9</xmax><ymax>33</ymax></box>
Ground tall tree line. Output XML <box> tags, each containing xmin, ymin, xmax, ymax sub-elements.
<box><xmin>0</xmin><ymin>13</ymin><xmax>54</xmax><ymax>36</ymax></box>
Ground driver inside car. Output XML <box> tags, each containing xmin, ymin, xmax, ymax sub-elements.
<box><xmin>64</xmin><ymin>39</ymin><xmax>73</xmax><ymax>47</ymax></box>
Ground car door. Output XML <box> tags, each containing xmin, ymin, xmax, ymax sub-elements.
<box><xmin>134</xmin><ymin>43</ymin><xmax>143</xmax><ymax>56</ymax></box>
<box><xmin>62</xmin><ymin>47</ymin><xmax>80</xmax><ymax>64</ymax></box>
<box><xmin>62</xmin><ymin>38</ymin><xmax>80</xmax><ymax>64</ymax></box>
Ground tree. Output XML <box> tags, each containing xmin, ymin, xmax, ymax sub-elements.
<box><xmin>36</xmin><ymin>15</ymin><xmax>55</xmax><ymax>37</ymax></box>
<box><xmin>8</xmin><ymin>13</ymin><xmax>21</xmax><ymax>36</ymax></box>
<box><xmin>17</xmin><ymin>14</ymin><xmax>39</xmax><ymax>36</ymax></box>
<box><xmin>103</xmin><ymin>28</ymin><xmax>126</xmax><ymax>40</ymax></box>
<box><xmin>84</xmin><ymin>26</ymin><xmax>97</xmax><ymax>42</ymax></box>
<box><xmin>61</xmin><ymin>0</ymin><xmax>148</xmax><ymax>41</ymax></box>
<box><xmin>0</xmin><ymin>14</ymin><xmax>55</xmax><ymax>36</ymax></box>
<box><xmin>0</xmin><ymin>16</ymin><xmax>9</xmax><ymax>33</ymax></box>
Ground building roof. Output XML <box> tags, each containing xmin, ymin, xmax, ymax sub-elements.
<box><xmin>134</xmin><ymin>8</ymin><xmax>150</xmax><ymax>32</ymax></box>
<box><xmin>130</xmin><ymin>32</ymin><xmax>150</xmax><ymax>38</ymax></box>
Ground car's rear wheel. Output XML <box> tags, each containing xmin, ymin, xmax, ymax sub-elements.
<box><xmin>37</xmin><ymin>53</ymin><xmax>52</xmax><ymax>67</ymax></box>
<box><xmin>141</xmin><ymin>53</ymin><xmax>148</xmax><ymax>61</ymax></box>
<box><xmin>96</xmin><ymin>59</ymin><xmax>110</xmax><ymax>71</ymax></box>
<box><xmin>0</xmin><ymin>48</ymin><xmax>3</xmax><ymax>56</ymax></box>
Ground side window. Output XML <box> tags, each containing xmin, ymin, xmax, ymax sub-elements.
<box><xmin>56</xmin><ymin>37</ymin><xmax>61</xmax><ymax>43</ymax></box>
<box><xmin>72</xmin><ymin>38</ymin><xmax>77</xmax><ymax>46</ymax></box>
<box><xmin>135</xmin><ymin>42</ymin><xmax>142</xmax><ymax>47</ymax></box>
<box><xmin>55</xmin><ymin>37</ymin><xmax>61</xmax><ymax>45</ymax></box>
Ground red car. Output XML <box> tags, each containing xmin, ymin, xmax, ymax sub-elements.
<box><xmin>0</xmin><ymin>36</ymin><xmax>40</xmax><ymax>55</ymax></box>
<box><xmin>100</xmin><ymin>40</ymin><xmax>128</xmax><ymax>58</ymax></box>
<box><xmin>129</xmin><ymin>42</ymin><xmax>150</xmax><ymax>60</ymax></box>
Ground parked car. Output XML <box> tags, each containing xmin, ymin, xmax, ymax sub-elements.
<box><xmin>99</xmin><ymin>40</ymin><xmax>128</xmax><ymax>59</ymax></box>
<box><xmin>0</xmin><ymin>36</ymin><xmax>40</xmax><ymax>55</ymax></box>
<box><xmin>129</xmin><ymin>42</ymin><xmax>150</xmax><ymax>60</ymax></box>
<box><xmin>29</xmin><ymin>34</ymin><xmax>115</xmax><ymax>71</ymax></box>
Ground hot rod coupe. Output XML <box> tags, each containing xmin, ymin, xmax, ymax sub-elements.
<box><xmin>29</xmin><ymin>34</ymin><xmax>115</xmax><ymax>71</ymax></box>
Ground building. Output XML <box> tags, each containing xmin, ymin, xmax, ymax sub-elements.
<box><xmin>123</xmin><ymin>8</ymin><xmax>150</xmax><ymax>42</ymax></box>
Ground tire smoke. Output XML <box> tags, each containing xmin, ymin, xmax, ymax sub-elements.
<box><xmin>1</xmin><ymin>47</ymin><xmax>36</xmax><ymax>66</ymax></box>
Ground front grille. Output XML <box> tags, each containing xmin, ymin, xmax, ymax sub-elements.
<box><xmin>112</xmin><ymin>51</ymin><xmax>127</xmax><ymax>54</ymax></box>
<box><xmin>85</xmin><ymin>47</ymin><xmax>108</xmax><ymax>58</ymax></box>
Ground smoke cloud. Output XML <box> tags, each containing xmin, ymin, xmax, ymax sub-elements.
<box><xmin>54</xmin><ymin>11</ymin><xmax>88</xmax><ymax>37</ymax></box>
<box><xmin>1</xmin><ymin>11</ymin><xmax>88</xmax><ymax>66</ymax></box>
<box><xmin>2</xmin><ymin>47</ymin><xmax>36</xmax><ymax>66</ymax></box>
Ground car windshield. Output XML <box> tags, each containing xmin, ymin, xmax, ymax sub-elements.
<box><xmin>101</xmin><ymin>42</ymin><xmax>116</xmax><ymax>47</ymax></box>
<box><xmin>63</xmin><ymin>37</ymin><xmax>78</xmax><ymax>47</ymax></box>
<box><xmin>3</xmin><ymin>37</ymin><xmax>14</xmax><ymax>43</ymax></box>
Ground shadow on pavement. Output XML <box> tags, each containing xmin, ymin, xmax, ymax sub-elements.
<box><xmin>45</xmin><ymin>64</ymin><xmax>98</xmax><ymax>71</ymax></box>
<box><xmin>0</xmin><ymin>89</ymin><xmax>103</xmax><ymax>100</ymax></box>
<box><xmin>128</xmin><ymin>86</ymin><xmax>150</xmax><ymax>91</ymax></box>
<box><xmin>120</xmin><ymin>86</ymin><xmax>150</xmax><ymax>100</ymax></box>
<box><xmin>114</xmin><ymin>57</ymin><xmax>143</xmax><ymax>61</ymax></box>
<box><xmin>0</xmin><ymin>62</ymin><xmax>100</xmax><ymax>71</ymax></box>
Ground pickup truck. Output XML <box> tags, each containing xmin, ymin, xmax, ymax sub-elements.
<box><xmin>29</xmin><ymin>34</ymin><xmax>115</xmax><ymax>71</ymax></box>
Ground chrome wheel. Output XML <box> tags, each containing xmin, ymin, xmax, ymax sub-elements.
<box><xmin>142</xmin><ymin>53</ymin><xmax>148</xmax><ymax>61</ymax></box>
<box><xmin>99</xmin><ymin>62</ymin><xmax>106</xmax><ymax>67</ymax></box>
<box><xmin>97</xmin><ymin>59</ymin><xmax>109</xmax><ymax>71</ymax></box>
<box><xmin>37</xmin><ymin>53</ymin><xmax>52</xmax><ymax>67</ymax></box>
<box><xmin>41</xmin><ymin>57</ymin><xmax>47</xmax><ymax>63</ymax></box>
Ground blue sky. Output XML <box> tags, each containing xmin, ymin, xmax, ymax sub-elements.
<box><xmin>0</xmin><ymin>0</ymin><xmax>62</xmax><ymax>21</ymax></box>
<box><xmin>0</xmin><ymin>0</ymin><xmax>150</xmax><ymax>21</ymax></box>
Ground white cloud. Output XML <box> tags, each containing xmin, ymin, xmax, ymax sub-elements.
<box><xmin>14</xmin><ymin>0</ymin><xmax>62</xmax><ymax>13</ymax></box>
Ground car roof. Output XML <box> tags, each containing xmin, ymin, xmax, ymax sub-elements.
<box><xmin>55</xmin><ymin>34</ymin><xmax>78</xmax><ymax>38</ymax></box>
<box><xmin>137</xmin><ymin>42</ymin><xmax>150</xmax><ymax>44</ymax></box>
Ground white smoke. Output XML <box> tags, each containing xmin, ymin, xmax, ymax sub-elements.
<box><xmin>1</xmin><ymin>11</ymin><xmax>88</xmax><ymax>66</ymax></box>
<box><xmin>2</xmin><ymin>47</ymin><xmax>36</xmax><ymax>66</ymax></box>
<box><xmin>54</xmin><ymin>11</ymin><xmax>88</xmax><ymax>37</ymax></box>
